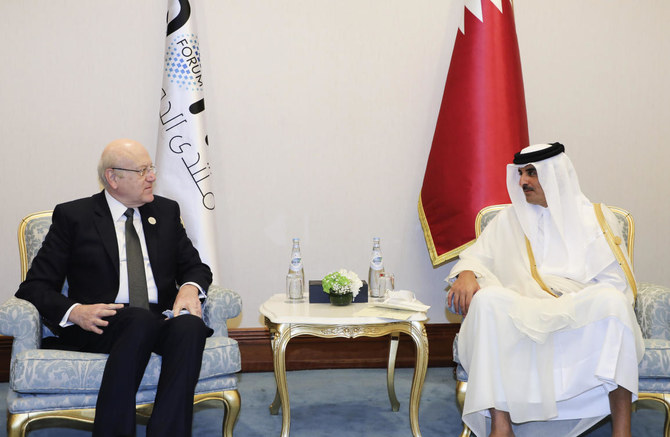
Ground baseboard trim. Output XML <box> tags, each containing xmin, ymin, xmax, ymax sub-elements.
<box><xmin>0</xmin><ymin>336</ymin><xmax>12</xmax><ymax>381</ymax></box>
<box><xmin>229</xmin><ymin>323</ymin><xmax>459</xmax><ymax>372</ymax></box>
<box><xmin>0</xmin><ymin>323</ymin><xmax>459</xmax><ymax>381</ymax></box>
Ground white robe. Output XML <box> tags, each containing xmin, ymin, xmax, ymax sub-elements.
<box><xmin>450</xmin><ymin>206</ymin><xmax>645</xmax><ymax>437</ymax></box>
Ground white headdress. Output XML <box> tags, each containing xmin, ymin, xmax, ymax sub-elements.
<box><xmin>506</xmin><ymin>143</ymin><xmax>614</xmax><ymax>282</ymax></box>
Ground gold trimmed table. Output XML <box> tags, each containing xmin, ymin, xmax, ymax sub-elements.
<box><xmin>260</xmin><ymin>294</ymin><xmax>429</xmax><ymax>436</ymax></box>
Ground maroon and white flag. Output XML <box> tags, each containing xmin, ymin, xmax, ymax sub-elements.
<box><xmin>419</xmin><ymin>0</ymin><xmax>528</xmax><ymax>265</ymax></box>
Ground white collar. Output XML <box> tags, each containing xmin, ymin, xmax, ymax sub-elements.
<box><xmin>104</xmin><ymin>190</ymin><xmax>137</xmax><ymax>222</ymax></box>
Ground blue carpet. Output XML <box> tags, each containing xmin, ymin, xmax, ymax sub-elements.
<box><xmin>0</xmin><ymin>367</ymin><xmax>665</xmax><ymax>436</ymax></box>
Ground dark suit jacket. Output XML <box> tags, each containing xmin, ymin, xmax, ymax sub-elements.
<box><xmin>16</xmin><ymin>191</ymin><xmax>213</xmax><ymax>329</ymax></box>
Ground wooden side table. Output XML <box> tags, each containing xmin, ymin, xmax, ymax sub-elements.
<box><xmin>260</xmin><ymin>294</ymin><xmax>429</xmax><ymax>436</ymax></box>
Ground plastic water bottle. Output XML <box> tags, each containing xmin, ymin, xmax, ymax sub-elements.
<box><xmin>288</xmin><ymin>238</ymin><xmax>305</xmax><ymax>289</ymax></box>
<box><xmin>368</xmin><ymin>237</ymin><xmax>385</xmax><ymax>298</ymax></box>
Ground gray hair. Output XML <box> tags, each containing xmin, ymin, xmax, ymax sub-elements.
<box><xmin>97</xmin><ymin>151</ymin><xmax>115</xmax><ymax>189</ymax></box>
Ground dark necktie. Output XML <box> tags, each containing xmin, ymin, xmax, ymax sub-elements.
<box><xmin>124</xmin><ymin>208</ymin><xmax>149</xmax><ymax>309</ymax></box>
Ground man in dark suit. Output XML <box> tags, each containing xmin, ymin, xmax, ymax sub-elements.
<box><xmin>16</xmin><ymin>138</ymin><xmax>213</xmax><ymax>437</ymax></box>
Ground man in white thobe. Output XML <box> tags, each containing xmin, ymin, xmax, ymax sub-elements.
<box><xmin>448</xmin><ymin>143</ymin><xmax>644</xmax><ymax>437</ymax></box>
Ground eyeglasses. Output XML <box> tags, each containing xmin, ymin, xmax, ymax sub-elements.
<box><xmin>111</xmin><ymin>165</ymin><xmax>157</xmax><ymax>178</ymax></box>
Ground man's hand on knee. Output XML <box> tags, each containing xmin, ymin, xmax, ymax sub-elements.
<box><xmin>172</xmin><ymin>284</ymin><xmax>202</xmax><ymax>318</ymax></box>
<box><xmin>69</xmin><ymin>303</ymin><xmax>124</xmax><ymax>334</ymax></box>
<box><xmin>447</xmin><ymin>270</ymin><xmax>480</xmax><ymax>316</ymax></box>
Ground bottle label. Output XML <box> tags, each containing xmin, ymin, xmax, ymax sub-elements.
<box><xmin>290</xmin><ymin>257</ymin><xmax>302</xmax><ymax>271</ymax></box>
<box><xmin>370</xmin><ymin>256</ymin><xmax>383</xmax><ymax>270</ymax></box>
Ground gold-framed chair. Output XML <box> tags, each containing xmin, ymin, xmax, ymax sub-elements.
<box><xmin>0</xmin><ymin>210</ymin><xmax>243</xmax><ymax>436</ymax></box>
<box><xmin>452</xmin><ymin>204</ymin><xmax>670</xmax><ymax>436</ymax></box>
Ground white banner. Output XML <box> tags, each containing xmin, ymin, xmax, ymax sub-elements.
<box><xmin>156</xmin><ymin>0</ymin><xmax>220</xmax><ymax>282</ymax></box>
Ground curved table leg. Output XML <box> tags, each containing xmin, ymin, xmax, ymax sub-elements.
<box><xmin>270</xmin><ymin>324</ymin><xmax>292</xmax><ymax>437</ymax></box>
<box><xmin>386</xmin><ymin>332</ymin><xmax>401</xmax><ymax>412</ymax></box>
<box><xmin>269</xmin><ymin>387</ymin><xmax>281</xmax><ymax>415</ymax></box>
<box><xmin>267</xmin><ymin>321</ymin><xmax>282</xmax><ymax>415</ymax></box>
<box><xmin>407</xmin><ymin>321</ymin><xmax>429</xmax><ymax>437</ymax></box>
<box><xmin>265</xmin><ymin>319</ymin><xmax>281</xmax><ymax>416</ymax></box>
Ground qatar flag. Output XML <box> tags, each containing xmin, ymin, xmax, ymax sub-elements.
<box><xmin>419</xmin><ymin>0</ymin><xmax>528</xmax><ymax>265</ymax></box>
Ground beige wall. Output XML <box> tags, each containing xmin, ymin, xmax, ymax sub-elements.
<box><xmin>2</xmin><ymin>1</ymin><xmax>668</xmax><ymax>328</ymax></box>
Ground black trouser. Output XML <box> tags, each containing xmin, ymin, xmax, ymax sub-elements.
<box><xmin>56</xmin><ymin>307</ymin><xmax>211</xmax><ymax>437</ymax></box>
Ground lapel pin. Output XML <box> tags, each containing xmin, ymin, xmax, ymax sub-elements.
<box><xmin>148</xmin><ymin>217</ymin><xmax>157</xmax><ymax>225</ymax></box>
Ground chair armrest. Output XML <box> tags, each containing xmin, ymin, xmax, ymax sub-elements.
<box><xmin>0</xmin><ymin>297</ymin><xmax>42</xmax><ymax>361</ymax></box>
<box><xmin>635</xmin><ymin>282</ymin><xmax>670</xmax><ymax>340</ymax></box>
<box><xmin>203</xmin><ymin>285</ymin><xmax>242</xmax><ymax>337</ymax></box>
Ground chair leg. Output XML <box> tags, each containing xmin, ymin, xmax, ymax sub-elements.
<box><xmin>636</xmin><ymin>392</ymin><xmax>670</xmax><ymax>437</ymax></box>
<box><xmin>456</xmin><ymin>380</ymin><xmax>467</xmax><ymax>412</ymax></box>
<box><xmin>459</xmin><ymin>423</ymin><xmax>472</xmax><ymax>437</ymax></box>
<box><xmin>222</xmin><ymin>389</ymin><xmax>241</xmax><ymax>437</ymax></box>
<box><xmin>7</xmin><ymin>412</ymin><xmax>29</xmax><ymax>437</ymax></box>
<box><xmin>455</xmin><ymin>380</ymin><xmax>472</xmax><ymax>437</ymax></box>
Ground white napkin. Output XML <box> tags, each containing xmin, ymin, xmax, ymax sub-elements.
<box><xmin>373</xmin><ymin>290</ymin><xmax>430</xmax><ymax>312</ymax></box>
